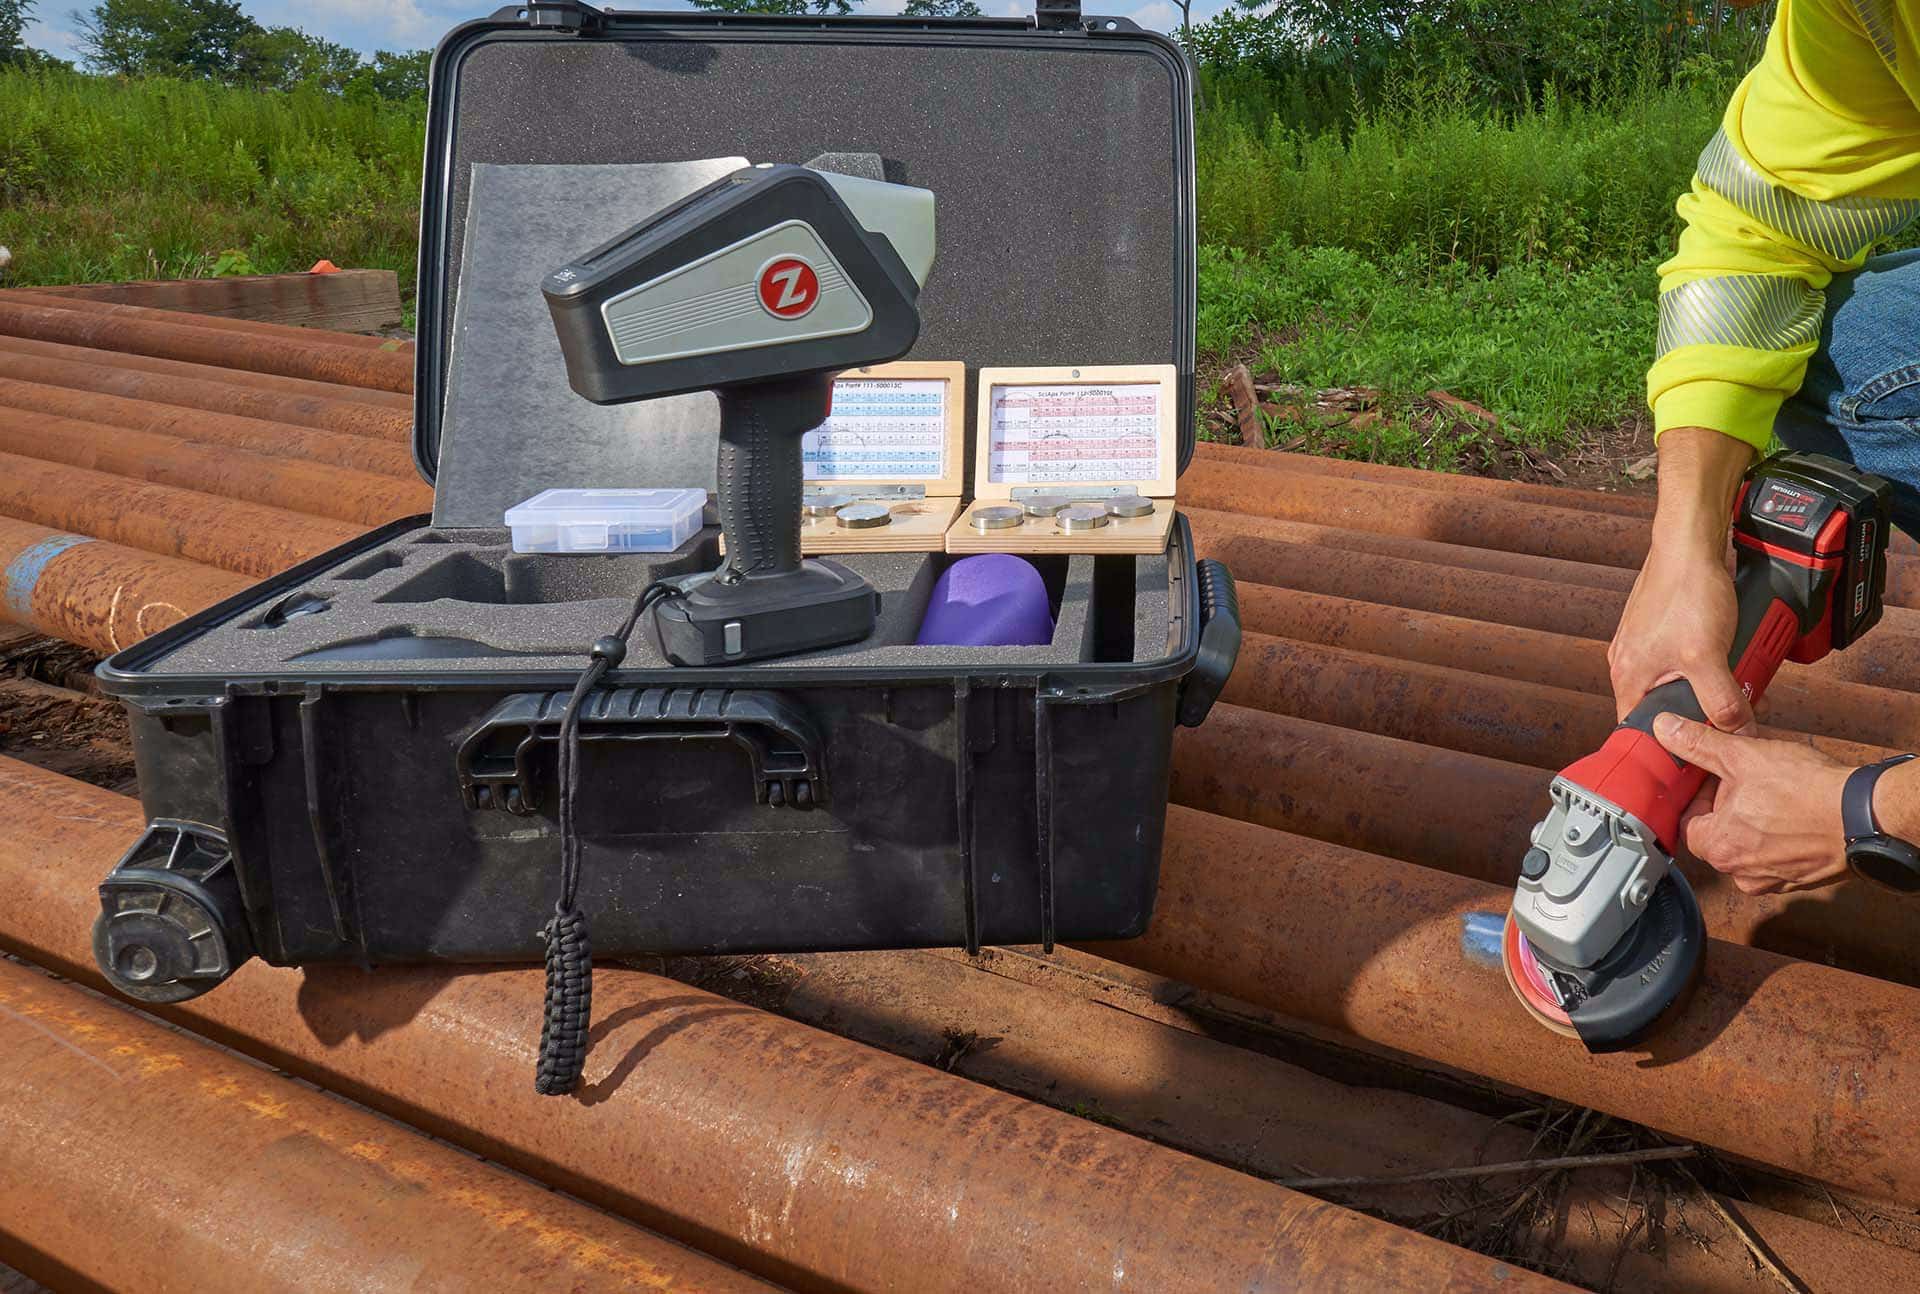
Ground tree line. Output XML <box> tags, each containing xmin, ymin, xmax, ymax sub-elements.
<box><xmin>0</xmin><ymin>0</ymin><xmax>993</xmax><ymax>96</ymax></box>
<box><xmin>2</xmin><ymin>0</ymin><xmax>426</xmax><ymax>98</ymax></box>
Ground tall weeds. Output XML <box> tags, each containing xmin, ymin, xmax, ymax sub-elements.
<box><xmin>0</xmin><ymin>67</ymin><xmax>423</xmax><ymax>288</ymax></box>
<box><xmin>1198</xmin><ymin>69</ymin><xmax>1732</xmax><ymax>272</ymax></box>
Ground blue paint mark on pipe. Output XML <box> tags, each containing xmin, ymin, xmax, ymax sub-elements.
<box><xmin>1460</xmin><ymin>910</ymin><xmax>1506</xmax><ymax>969</ymax></box>
<box><xmin>4</xmin><ymin>532</ymin><xmax>94</xmax><ymax>621</ymax></box>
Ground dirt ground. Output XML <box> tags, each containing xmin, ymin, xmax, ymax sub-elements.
<box><xmin>0</xmin><ymin>628</ymin><xmax>135</xmax><ymax>794</ymax></box>
<box><xmin>1198</xmin><ymin>361</ymin><xmax>1661</xmax><ymax>500</ymax></box>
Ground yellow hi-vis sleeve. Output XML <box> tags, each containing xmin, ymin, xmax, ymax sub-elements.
<box><xmin>1649</xmin><ymin>0</ymin><xmax>1920</xmax><ymax>451</ymax></box>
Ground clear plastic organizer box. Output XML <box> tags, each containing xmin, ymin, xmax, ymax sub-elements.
<box><xmin>503</xmin><ymin>487</ymin><xmax>708</xmax><ymax>553</ymax></box>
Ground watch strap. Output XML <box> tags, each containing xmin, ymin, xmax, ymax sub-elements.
<box><xmin>1844</xmin><ymin>754</ymin><xmax>1918</xmax><ymax>844</ymax></box>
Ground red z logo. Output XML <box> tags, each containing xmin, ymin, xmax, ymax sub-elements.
<box><xmin>757</xmin><ymin>257</ymin><xmax>820</xmax><ymax>320</ymax></box>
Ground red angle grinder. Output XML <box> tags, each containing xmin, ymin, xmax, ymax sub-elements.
<box><xmin>1504</xmin><ymin>451</ymin><xmax>1893</xmax><ymax>1050</ymax></box>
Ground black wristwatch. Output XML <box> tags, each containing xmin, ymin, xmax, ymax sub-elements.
<box><xmin>1844</xmin><ymin>754</ymin><xmax>1920</xmax><ymax>892</ymax></box>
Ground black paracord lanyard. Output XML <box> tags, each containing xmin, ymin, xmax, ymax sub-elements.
<box><xmin>534</xmin><ymin>580</ymin><xmax>679</xmax><ymax>1096</ymax></box>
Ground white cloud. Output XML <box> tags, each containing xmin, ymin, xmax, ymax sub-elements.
<box><xmin>24</xmin><ymin>17</ymin><xmax>82</xmax><ymax>59</ymax></box>
<box><xmin>246</xmin><ymin>0</ymin><xmax>452</xmax><ymax>49</ymax></box>
<box><xmin>1129</xmin><ymin>0</ymin><xmax>1181</xmax><ymax>32</ymax></box>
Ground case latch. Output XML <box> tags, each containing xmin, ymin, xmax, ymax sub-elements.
<box><xmin>1035</xmin><ymin>0</ymin><xmax>1083</xmax><ymax>30</ymax></box>
<box><xmin>502</xmin><ymin>1</ymin><xmax>606</xmax><ymax>34</ymax></box>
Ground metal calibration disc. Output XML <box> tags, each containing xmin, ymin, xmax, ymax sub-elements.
<box><xmin>1106</xmin><ymin>495</ymin><xmax>1156</xmax><ymax>518</ymax></box>
<box><xmin>835</xmin><ymin>503</ymin><xmax>893</xmax><ymax>529</ymax></box>
<box><xmin>970</xmin><ymin>505</ymin><xmax>1024</xmax><ymax>531</ymax></box>
<box><xmin>803</xmin><ymin>494</ymin><xmax>856</xmax><ymax>518</ymax></box>
<box><xmin>1022</xmin><ymin>495</ymin><xmax>1071</xmax><ymax>518</ymax></box>
<box><xmin>1057</xmin><ymin>504</ymin><xmax>1110</xmax><ymax>532</ymax></box>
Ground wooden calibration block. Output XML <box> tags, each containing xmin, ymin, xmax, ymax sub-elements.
<box><xmin>798</xmin><ymin>360</ymin><xmax>967</xmax><ymax>554</ymax></box>
<box><xmin>944</xmin><ymin>363</ymin><xmax>1180</xmax><ymax>555</ymax></box>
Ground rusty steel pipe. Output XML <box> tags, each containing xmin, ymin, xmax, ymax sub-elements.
<box><xmin>1090</xmin><ymin>806</ymin><xmax>1920</xmax><ymax>1204</ymax></box>
<box><xmin>0</xmin><ymin>958</ymin><xmax>780</xmax><ymax>1294</ymax></box>
<box><xmin>0</xmin><ymin>760</ymin><xmax>1555</xmax><ymax>1294</ymax></box>
<box><xmin>1184</xmin><ymin>505</ymin><xmax>1636</xmax><ymax>593</ymax></box>
<box><xmin>0</xmin><ymin>296</ymin><xmax>413</xmax><ymax>393</ymax></box>
<box><xmin>1194</xmin><ymin>440</ymin><xmax>1658</xmax><ymax>518</ymax></box>
<box><xmin>1190</xmin><ymin>448</ymin><xmax>1920</xmax><ymax>601</ymax></box>
<box><xmin>0</xmin><ymin>453</ymin><xmax>362</xmax><ymax>578</ymax></box>
<box><xmin>1206</xmin><ymin>533</ymin><xmax>1920</xmax><ymax>692</ymax></box>
<box><xmin>1185</xmin><ymin>455</ymin><xmax>1655</xmax><ymax>569</ymax></box>
<box><xmin>1172</xmin><ymin>705</ymin><xmax>1920</xmax><ymax>991</ymax></box>
<box><xmin>1205</xmin><ymin>531</ymin><xmax>1628</xmax><ymax>639</ymax></box>
<box><xmin>1222</xmin><ymin>630</ymin><xmax>1895</xmax><ymax>770</ymax></box>
<box><xmin>6</xmin><ymin>286</ymin><xmax>413</xmax><ymax>353</ymax></box>
<box><xmin>1235</xmin><ymin>582</ymin><xmax>1920</xmax><ymax>750</ymax></box>
<box><xmin>0</xmin><ymin>408</ymin><xmax>430</xmax><ymax>526</ymax></box>
<box><xmin>0</xmin><ymin>517</ymin><xmax>251</xmax><ymax>652</ymax></box>
<box><xmin>0</xmin><ymin>333</ymin><xmax>414</xmax><ymax>413</ymax></box>
<box><xmin>0</xmin><ymin>378</ymin><xmax>417</xmax><ymax>475</ymax></box>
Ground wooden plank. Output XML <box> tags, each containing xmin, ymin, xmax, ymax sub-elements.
<box><xmin>24</xmin><ymin>270</ymin><xmax>403</xmax><ymax>334</ymax></box>
<box><xmin>811</xmin><ymin>361</ymin><xmax>968</xmax><ymax>498</ymax></box>
<box><xmin>801</xmin><ymin>498</ymin><xmax>961</xmax><ymax>554</ymax></box>
<box><xmin>1226</xmin><ymin>363</ymin><xmax>1265</xmax><ymax>448</ymax></box>
<box><xmin>970</xmin><ymin>363</ymin><xmax>1180</xmax><ymax>503</ymax></box>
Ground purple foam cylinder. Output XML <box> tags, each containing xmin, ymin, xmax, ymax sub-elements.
<box><xmin>915</xmin><ymin>553</ymin><xmax>1055</xmax><ymax>647</ymax></box>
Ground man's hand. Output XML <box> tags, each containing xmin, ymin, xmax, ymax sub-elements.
<box><xmin>1610</xmin><ymin>543</ymin><xmax>1753</xmax><ymax>732</ymax></box>
<box><xmin>1652</xmin><ymin>714</ymin><xmax>1852</xmax><ymax>894</ymax></box>
<box><xmin>1608</xmin><ymin>427</ymin><xmax>1756</xmax><ymax>730</ymax></box>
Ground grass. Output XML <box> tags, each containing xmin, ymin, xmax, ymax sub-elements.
<box><xmin>1197</xmin><ymin>241</ymin><xmax>1659</xmax><ymax>467</ymax></box>
<box><xmin>1188</xmin><ymin>70</ymin><xmax>1745</xmax><ymax>467</ymax></box>
<box><xmin>0</xmin><ymin>67</ymin><xmax>423</xmax><ymax>291</ymax></box>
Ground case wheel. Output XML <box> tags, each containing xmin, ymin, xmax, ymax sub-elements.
<box><xmin>93</xmin><ymin>821</ymin><xmax>252</xmax><ymax>1004</ymax></box>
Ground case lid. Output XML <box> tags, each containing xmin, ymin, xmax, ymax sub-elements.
<box><xmin>418</xmin><ymin>3</ymin><xmax>1196</xmax><ymax>528</ymax></box>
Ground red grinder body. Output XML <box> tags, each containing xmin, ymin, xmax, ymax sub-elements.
<box><xmin>1506</xmin><ymin>452</ymin><xmax>1893</xmax><ymax>1051</ymax></box>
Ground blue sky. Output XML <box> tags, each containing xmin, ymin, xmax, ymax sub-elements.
<box><xmin>28</xmin><ymin>0</ymin><xmax>1238</xmax><ymax>61</ymax></box>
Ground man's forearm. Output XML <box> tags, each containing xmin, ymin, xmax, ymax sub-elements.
<box><xmin>1653</xmin><ymin>427</ymin><xmax>1757</xmax><ymax>562</ymax></box>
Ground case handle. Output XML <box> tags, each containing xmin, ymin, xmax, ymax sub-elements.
<box><xmin>457</xmin><ymin>686</ymin><xmax>827</xmax><ymax>815</ymax></box>
<box><xmin>1177</xmin><ymin>559</ymin><xmax>1241</xmax><ymax>728</ymax></box>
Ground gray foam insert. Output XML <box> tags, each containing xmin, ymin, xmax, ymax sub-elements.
<box><xmin>149</xmin><ymin>532</ymin><xmax>1170</xmax><ymax>677</ymax></box>
<box><xmin>420</xmin><ymin>33</ymin><xmax>1189</xmax><ymax>507</ymax></box>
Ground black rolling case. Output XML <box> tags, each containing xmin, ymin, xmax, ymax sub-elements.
<box><xmin>91</xmin><ymin>0</ymin><xmax>1241</xmax><ymax>1005</ymax></box>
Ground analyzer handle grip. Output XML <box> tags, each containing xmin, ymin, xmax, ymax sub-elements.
<box><xmin>713</xmin><ymin>375</ymin><xmax>834</xmax><ymax>583</ymax></box>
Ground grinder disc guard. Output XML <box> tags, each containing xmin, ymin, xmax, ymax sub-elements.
<box><xmin>1504</xmin><ymin>872</ymin><xmax>1704</xmax><ymax>1052</ymax></box>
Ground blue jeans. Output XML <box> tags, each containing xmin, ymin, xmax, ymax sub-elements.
<box><xmin>1774</xmin><ymin>247</ymin><xmax>1920</xmax><ymax>536</ymax></box>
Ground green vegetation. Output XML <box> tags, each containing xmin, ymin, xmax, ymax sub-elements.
<box><xmin>0</xmin><ymin>66</ymin><xmax>423</xmax><ymax>288</ymax></box>
<box><xmin>1179</xmin><ymin>2</ymin><xmax>1791</xmax><ymax>465</ymax></box>
<box><xmin>1190</xmin><ymin>74</ymin><xmax>1731</xmax><ymax>463</ymax></box>
<box><xmin>1200</xmin><ymin>241</ymin><xmax>1655</xmax><ymax>456</ymax></box>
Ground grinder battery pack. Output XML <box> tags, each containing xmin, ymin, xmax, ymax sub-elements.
<box><xmin>543</xmin><ymin>163</ymin><xmax>934</xmax><ymax>666</ymax></box>
<box><xmin>1505</xmin><ymin>452</ymin><xmax>1893</xmax><ymax>1051</ymax></box>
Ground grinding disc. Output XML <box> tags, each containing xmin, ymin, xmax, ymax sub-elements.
<box><xmin>970</xmin><ymin>505</ymin><xmax>1024</xmax><ymax>531</ymax></box>
<box><xmin>1106</xmin><ymin>494</ymin><xmax>1156</xmax><ymax>518</ymax></box>
<box><xmin>835</xmin><ymin>502</ymin><xmax>893</xmax><ymax>529</ymax></box>
<box><xmin>1023</xmin><ymin>495</ymin><xmax>1071</xmax><ymax>518</ymax></box>
<box><xmin>1503</xmin><ymin>873</ymin><xmax>1703</xmax><ymax>1052</ymax></box>
<box><xmin>1501</xmin><ymin>911</ymin><xmax>1577</xmax><ymax>1039</ymax></box>
<box><xmin>1057</xmin><ymin>504</ymin><xmax>1110</xmax><ymax>532</ymax></box>
<box><xmin>804</xmin><ymin>494</ymin><xmax>855</xmax><ymax>518</ymax></box>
